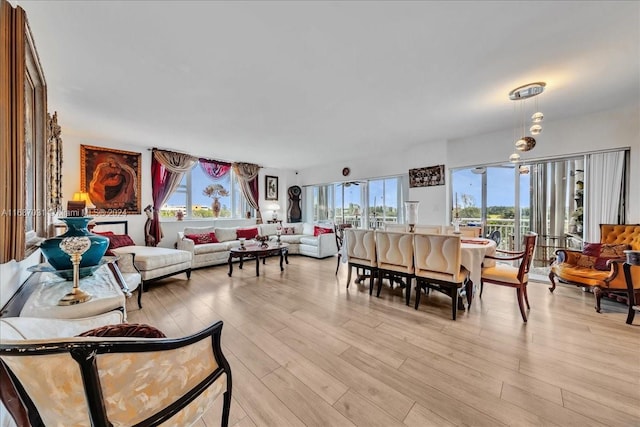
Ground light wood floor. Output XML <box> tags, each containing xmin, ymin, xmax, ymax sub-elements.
<box><xmin>127</xmin><ymin>256</ymin><xmax>640</xmax><ymax>427</ymax></box>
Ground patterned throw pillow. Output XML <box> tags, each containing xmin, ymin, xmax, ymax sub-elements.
<box><xmin>581</xmin><ymin>243</ymin><xmax>628</xmax><ymax>271</ymax></box>
<box><xmin>77</xmin><ymin>323</ymin><xmax>166</xmax><ymax>338</ymax></box>
<box><xmin>313</xmin><ymin>226</ymin><xmax>334</xmax><ymax>237</ymax></box>
<box><xmin>281</xmin><ymin>226</ymin><xmax>296</xmax><ymax>235</ymax></box>
<box><xmin>576</xmin><ymin>255</ymin><xmax>596</xmax><ymax>269</ymax></box>
<box><xmin>185</xmin><ymin>232</ymin><xmax>219</xmax><ymax>245</ymax></box>
<box><xmin>236</xmin><ymin>227</ymin><xmax>259</xmax><ymax>239</ymax></box>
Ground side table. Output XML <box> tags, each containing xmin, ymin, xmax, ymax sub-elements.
<box><xmin>18</xmin><ymin>262</ymin><xmax>127</xmax><ymax>320</ymax></box>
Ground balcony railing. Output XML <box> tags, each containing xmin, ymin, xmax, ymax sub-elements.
<box><xmin>332</xmin><ymin>215</ymin><xmax>572</xmax><ymax>267</ymax></box>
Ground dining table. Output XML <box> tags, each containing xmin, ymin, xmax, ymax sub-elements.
<box><xmin>460</xmin><ymin>237</ymin><xmax>497</xmax><ymax>295</ymax></box>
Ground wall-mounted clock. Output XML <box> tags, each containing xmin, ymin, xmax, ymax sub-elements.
<box><xmin>342</xmin><ymin>167</ymin><xmax>350</xmax><ymax>177</ymax></box>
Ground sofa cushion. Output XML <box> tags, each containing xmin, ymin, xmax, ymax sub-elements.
<box><xmin>303</xmin><ymin>223</ymin><xmax>314</xmax><ymax>235</ymax></box>
<box><xmin>278</xmin><ymin>235</ymin><xmax>303</xmax><ymax>244</ymax></box>
<box><xmin>581</xmin><ymin>242</ymin><xmax>628</xmax><ymax>271</ymax></box>
<box><xmin>237</xmin><ymin>227</ymin><xmax>259</xmax><ymax>239</ymax></box>
<box><xmin>184</xmin><ymin>226</ymin><xmax>216</xmax><ymax>236</ymax></box>
<box><xmin>281</xmin><ymin>226</ymin><xmax>296</xmax><ymax>235</ymax></box>
<box><xmin>193</xmin><ymin>242</ymin><xmax>229</xmax><ymax>255</ymax></box>
<box><xmin>259</xmin><ymin>224</ymin><xmax>279</xmax><ymax>236</ymax></box>
<box><xmin>112</xmin><ymin>246</ymin><xmax>192</xmax><ymax>271</ymax></box>
<box><xmin>299</xmin><ymin>236</ymin><xmax>319</xmax><ymax>246</ymax></box>
<box><xmin>314</xmin><ymin>226</ymin><xmax>334</xmax><ymax>237</ymax></box>
<box><xmin>185</xmin><ymin>232</ymin><xmax>219</xmax><ymax>245</ymax></box>
<box><xmin>214</xmin><ymin>227</ymin><xmax>237</xmax><ymax>242</ymax></box>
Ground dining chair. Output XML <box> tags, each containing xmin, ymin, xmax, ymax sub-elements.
<box><xmin>344</xmin><ymin>229</ymin><xmax>377</xmax><ymax>295</ymax></box>
<box><xmin>443</xmin><ymin>226</ymin><xmax>481</xmax><ymax>238</ymax></box>
<box><xmin>487</xmin><ymin>229</ymin><xmax>501</xmax><ymax>246</ymax></box>
<box><xmin>383</xmin><ymin>223</ymin><xmax>408</xmax><ymax>232</ymax></box>
<box><xmin>413</xmin><ymin>233</ymin><xmax>471</xmax><ymax>320</ymax></box>
<box><xmin>480</xmin><ymin>233</ymin><xmax>537</xmax><ymax>322</ymax></box>
<box><xmin>334</xmin><ymin>223</ymin><xmax>353</xmax><ymax>275</ymax></box>
<box><xmin>375</xmin><ymin>231</ymin><xmax>415</xmax><ymax>305</ymax></box>
<box><xmin>414</xmin><ymin>224</ymin><xmax>442</xmax><ymax>234</ymax></box>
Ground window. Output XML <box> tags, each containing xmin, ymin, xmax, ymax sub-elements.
<box><xmin>307</xmin><ymin>175</ymin><xmax>406</xmax><ymax>228</ymax></box>
<box><xmin>161</xmin><ymin>167</ymin><xmax>253</xmax><ymax>219</ymax></box>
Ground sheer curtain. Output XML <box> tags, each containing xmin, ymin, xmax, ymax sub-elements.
<box><xmin>584</xmin><ymin>151</ymin><xmax>625</xmax><ymax>241</ymax></box>
<box><xmin>150</xmin><ymin>150</ymin><xmax>198</xmax><ymax>244</ymax></box>
<box><xmin>232</xmin><ymin>162</ymin><xmax>262</xmax><ymax>224</ymax></box>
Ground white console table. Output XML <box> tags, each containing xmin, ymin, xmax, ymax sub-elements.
<box><xmin>17</xmin><ymin>262</ymin><xmax>126</xmax><ymax>320</ymax></box>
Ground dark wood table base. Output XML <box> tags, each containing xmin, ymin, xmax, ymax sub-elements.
<box><xmin>228</xmin><ymin>243</ymin><xmax>289</xmax><ymax>277</ymax></box>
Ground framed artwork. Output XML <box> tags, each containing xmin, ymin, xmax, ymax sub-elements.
<box><xmin>81</xmin><ymin>145</ymin><xmax>141</xmax><ymax>214</ymax></box>
<box><xmin>265</xmin><ymin>175</ymin><xmax>278</xmax><ymax>200</ymax></box>
<box><xmin>409</xmin><ymin>164</ymin><xmax>445</xmax><ymax>188</ymax></box>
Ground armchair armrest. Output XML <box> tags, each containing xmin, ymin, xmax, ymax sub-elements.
<box><xmin>553</xmin><ymin>249</ymin><xmax>582</xmax><ymax>264</ymax></box>
<box><xmin>177</xmin><ymin>234</ymin><xmax>195</xmax><ymax>252</ymax></box>
<box><xmin>485</xmin><ymin>249</ymin><xmax>524</xmax><ymax>262</ymax></box>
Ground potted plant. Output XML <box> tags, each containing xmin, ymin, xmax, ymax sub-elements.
<box><xmin>203</xmin><ymin>184</ymin><xmax>229</xmax><ymax>218</ymax></box>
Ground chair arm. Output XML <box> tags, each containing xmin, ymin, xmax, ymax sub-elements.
<box><xmin>553</xmin><ymin>249</ymin><xmax>582</xmax><ymax>264</ymax></box>
<box><xmin>318</xmin><ymin>232</ymin><xmax>338</xmax><ymax>253</ymax></box>
<box><xmin>603</xmin><ymin>258</ymin><xmax>639</xmax><ymax>290</ymax></box>
<box><xmin>485</xmin><ymin>252</ymin><xmax>524</xmax><ymax>261</ymax></box>
<box><xmin>177</xmin><ymin>234</ymin><xmax>195</xmax><ymax>252</ymax></box>
<box><xmin>495</xmin><ymin>249</ymin><xmax>524</xmax><ymax>256</ymax></box>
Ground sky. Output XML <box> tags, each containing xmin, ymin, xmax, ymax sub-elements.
<box><xmin>453</xmin><ymin>167</ymin><xmax>530</xmax><ymax>208</ymax></box>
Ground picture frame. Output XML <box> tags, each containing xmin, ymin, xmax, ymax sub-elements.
<box><xmin>409</xmin><ymin>164</ymin><xmax>445</xmax><ymax>188</ymax></box>
<box><xmin>81</xmin><ymin>145</ymin><xmax>142</xmax><ymax>214</ymax></box>
<box><xmin>265</xmin><ymin>175</ymin><xmax>279</xmax><ymax>200</ymax></box>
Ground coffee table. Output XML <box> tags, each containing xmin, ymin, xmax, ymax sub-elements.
<box><xmin>228</xmin><ymin>243</ymin><xmax>289</xmax><ymax>277</ymax></box>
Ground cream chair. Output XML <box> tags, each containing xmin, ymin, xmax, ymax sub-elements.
<box><xmin>345</xmin><ymin>229</ymin><xmax>377</xmax><ymax>295</ymax></box>
<box><xmin>443</xmin><ymin>226</ymin><xmax>482</xmax><ymax>237</ymax></box>
<box><xmin>0</xmin><ymin>320</ymin><xmax>232</xmax><ymax>427</ymax></box>
<box><xmin>383</xmin><ymin>223</ymin><xmax>407</xmax><ymax>232</ymax></box>
<box><xmin>375</xmin><ymin>231</ymin><xmax>415</xmax><ymax>305</ymax></box>
<box><xmin>414</xmin><ymin>224</ymin><xmax>442</xmax><ymax>234</ymax></box>
<box><xmin>481</xmin><ymin>233</ymin><xmax>537</xmax><ymax>322</ymax></box>
<box><xmin>413</xmin><ymin>233</ymin><xmax>471</xmax><ymax>320</ymax></box>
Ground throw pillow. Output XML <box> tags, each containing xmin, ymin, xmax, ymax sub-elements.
<box><xmin>237</xmin><ymin>227</ymin><xmax>259</xmax><ymax>239</ymax></box>
<box><xmin>582</xmin><ymin>243</ymin><xmax>602</xmax><ymax>257</ymax></box>
<box><xmin>77</xmin><ymin>323</ymin><xmax>166</xmax><ymax>338</ymax></box>
<box><xmin>576</xmin><ymin>255</ymin><xmax>596</xmax><ymax>269</ymax></box>
<box><xmin>185</xmin><ymin>232</ymin><xmax>219</xmax><ymax>245</ymax></box>
<box><xmin>313</xmin><ymin>226</ymin><xmax>334</xmax><ymax>237</ymax></box>
<box><xmin>93</xmin><ymin>231</ymin><xmax>115</xmax><ymax>236</ymax></box>
<box><xmin>281</xmin><ymin>226</ymin><xmax>296</xmax><ymax>235</ymax></box>
<box><xmin>214</xmin><ymin>227</ymin><xmax>238</xmax><ymax>242</ymax></box>
<box><xmin>600</xmin><ymin>244</ymin><xmax>628</xmax><ymax>258</ymax></box>
<box><xmin>108</xmin><ymin>234</ymin><xmax>136</xmax><ymax>248</ymax></box>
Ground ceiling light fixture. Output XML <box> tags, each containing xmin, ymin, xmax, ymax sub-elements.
<box><xmin>508</xmin><ymin>82</ymin><xmax>546</xmax><ymax>162</ymax></box>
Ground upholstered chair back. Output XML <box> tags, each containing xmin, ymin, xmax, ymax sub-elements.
<box><xmin>383</xmin><ymin>223</ymin><xmax>408</xmax><ymax>232</ymax></box>
<box><xmin>442</xmin><ymin>226</ymin><xmax>481</xmax><ymax>237</ymax></box>
<box><xmin>414</xmin><ymin>234</ymin><xmax>464</xmax><ymax>282</ymax></box>
<box><xmin>345</xmin><ymin>229</ymin><xmax>376</xmax><ymax>267</ymax></box>
<box><xmin>0</xmin><ymin>322</ymin><xmax>231</xmax><ymax>426</ymax></box>
<box><xmin>375</xmin><ymin>231</ymin><xmax>414</xmax><ymax>274</ymax></box>
<box><xmin>414</xmin><ymin>225</ymin><xmax>442</xmax><ymax>234</ymax></box>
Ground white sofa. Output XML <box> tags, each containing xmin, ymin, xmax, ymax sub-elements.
<box><xmin>177</xmin><ymin>222</ymin><xmax>338</xmax><ymax>269</ymax></box>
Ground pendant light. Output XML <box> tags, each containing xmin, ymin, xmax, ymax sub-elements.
<box><xmin>508</xmin><ymin>82</ymin><xmax>546</xmax><ymax>161</ymax></box>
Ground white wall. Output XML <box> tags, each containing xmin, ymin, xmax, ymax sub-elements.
<box><xmin>447</xmin><ymin>102</ymin><xmax>640</xmax><ymax>223</ymax></box>
<box><xmin>298</xmin><ymin>102</ymin><xmax>640</xmax><ymax>225</ymax></box>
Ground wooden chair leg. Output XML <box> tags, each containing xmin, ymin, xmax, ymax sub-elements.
<box><xmin>335</xmin><ymin>254</ymin><xmax>341</xmax><ymax>275</ymax></box>
<box><xmin>516</xmin><ymin>288</ymin><xmax>528</xmax><ymax>322</ymax></box>
<box><xmin>414</xmin><ymin>280</ymin><xmax>422</xmax><ymax>310</ymax></box>
<box><xmin>548</xmin><ymin>271</ymin><xmax>557</xmax><ymax>293</ymax></box>
<box><xmin>450</xmin><ymin>286</ymin><xmax>458</xmax><ymax>321</ymax></box>
<box><xmin>369</xmin><ymin>270</ymin><xmax>374</xmax><ymax>295</ymax></box>
<box><xmin>480</xmin><ymin>279</ymin><xmax>484</xmax><ymax>298</ymax></box>
<box><xmin>523</xmin><ymin>284</ymin><xmax>530</xmax><ymax>309</ymax></box>
<box><xmin>594</xmin><ymin>287</ymin><xmax>603</xmax><ymax>313</ymax></box>
<box><xmin>376</xmin><ymin>270</ymin><xmax>383</xmax><ymax>297</ymax></box>
<box><xmin>346</xmin><ymin>265</ymin><xmax>353</xmax><ymax>288</ymax></box>
<box><xmin>137</xmin><ymin>285</ymin><xmax>143</xmax><ymax>309</ymax></box>
<box><xmin>405</xmin><ymin>277</ymin><xmax>411</xmax><ymax>306</ymax></box>
<box><xmin>465</xmin><ymin>279</ymin><xmax>473</xmax><ymax>309</ymax></box>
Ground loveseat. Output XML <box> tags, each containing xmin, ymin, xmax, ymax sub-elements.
<box><xmin>177</xmin><ymin>222</ymin><xmax>338</xmax><ymax>269</ymax></box>
<box><xmin>549</xmin><ymin>224</ymin><xmax>640</xmax><ymax>312</ymax></box>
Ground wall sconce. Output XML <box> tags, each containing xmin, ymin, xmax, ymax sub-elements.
<box><xmin>404</xmin><ymin>201</ymin><xmax>419</xmax><ymax>233</ymax></box>
<box><xmin>509</xmin><ymin>82</ymin><xmax>546</xmax><ymax>162</ymax></box>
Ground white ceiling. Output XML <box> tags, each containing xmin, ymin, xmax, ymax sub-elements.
<box><xmin>18</xmin><ymin>0</ymin><xmax>640</xmax><ymax>169</ymax></box>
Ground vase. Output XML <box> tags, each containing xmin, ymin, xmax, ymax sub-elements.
<box><xmin>212</xmin><ymin>198</ymin><xmax>221</xmax><ymax>218</ymax></box>
<box><xmin>39</xmin><ymin>217</ymin><xmax>109</xmax><ymax>278</ymax></box>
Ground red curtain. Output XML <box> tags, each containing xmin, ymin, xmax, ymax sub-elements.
<box><xmin>199</xmin><ymin>158</ymin><xmax>231</xmax><ymax>179</ymax></box>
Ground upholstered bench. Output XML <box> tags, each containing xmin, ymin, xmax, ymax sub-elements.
<box><xmin>111</xmin><ymin>246</ymin><xmax>192</xmax><ymax>289</ymax></box>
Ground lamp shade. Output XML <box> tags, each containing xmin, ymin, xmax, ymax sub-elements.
<box><xmin>72</xmin><ymin>191</ymin><xmax>95</xmax><ymax>208</ymax></box>
<box><xmin>405</xmin><ymin>201</ymin><xmax>419</xmax><ymax>225</ymax></box>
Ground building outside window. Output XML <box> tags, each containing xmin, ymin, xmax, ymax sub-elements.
<box><xmin>161</xmin><ymin>166</ymin><xmax>253</xmax><ymax>219</ymax></box>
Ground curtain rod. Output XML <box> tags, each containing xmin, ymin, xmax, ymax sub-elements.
<box><xmin>149</xmin><ymin>147</ymin><xmax>262</xmax><ymax>168</ymax></box>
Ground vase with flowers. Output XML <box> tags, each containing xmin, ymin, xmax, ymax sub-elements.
<box><xmin>203</xmin><ymin>184</ymin><xmax>229</xmax><ymax>218</ymax></box>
